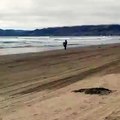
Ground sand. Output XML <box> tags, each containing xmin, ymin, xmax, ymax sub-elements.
<box><xmin>0</xmin><ymin>44</ymin><xmax>120</xmax><ymax>120</ymax></box>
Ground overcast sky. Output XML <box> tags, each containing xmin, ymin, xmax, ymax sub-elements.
<box><xmin>0</xmin><ymin>0</ymin><xmax>120</xmax><ymax>29</ymax></box>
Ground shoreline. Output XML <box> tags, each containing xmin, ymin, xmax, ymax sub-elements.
<box><xmin>0</xmin><ymin>43</ymin><xmax>120</xmax><ymax>57</ymax></box>
<box><xmin>0</xmin><ymin>39</ymin><xmax>120</xmax><ymax>55</ymax></box>
<box><xmin>0</xmin><ymin>43</ymin><xmax>120</xmax><ymax>120</ymax></box>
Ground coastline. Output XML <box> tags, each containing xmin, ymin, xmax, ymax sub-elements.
<box><xmin>0</xmin><ymin>43</ymin><xmax>120</xmax><ymax>120</ymax></box>
<box><xmin>0</xmin><ymin>35</ymin><xmax>120</xmax><ymax>56</ymax></box>
<box><xmin>0</xmin><ymin>43</ymin><xmax>119</xmax><ymax>56</ymax></box>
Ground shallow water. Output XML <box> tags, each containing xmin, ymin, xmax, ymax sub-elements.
<box><xmin>0</xmin><ymin>36</ymin><xmax>120</xmax><ymax>55</ymax></box>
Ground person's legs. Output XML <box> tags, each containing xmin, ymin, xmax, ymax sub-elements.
<box><xmin>65</xmin><ymin>45</ymin><xmax>67</xmax><ymax>50</ymax></box>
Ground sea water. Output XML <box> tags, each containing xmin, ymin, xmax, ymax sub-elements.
<box><xmin>0</xmin><ymin>36</ymin><xmax>120</xmax><ymax>55</ymax></box>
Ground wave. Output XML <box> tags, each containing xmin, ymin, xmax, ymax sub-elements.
<box><xmin>0</xmin><ymin>45</ymin><xmax>35</xmax><ymax>49</ymax></box>
<box><xmin>0</xmin><ymin>36</ymin><xmax>120</xmax><ymax>55</ymax></box>
<box><xmin>0</xmin><ymin>41</ymin><xmax>19</xmax><ymax>43</ymax></box>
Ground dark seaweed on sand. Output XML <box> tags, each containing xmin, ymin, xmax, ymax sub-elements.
<box><xmin>73</xmin><ymin>87</ymin><xmax>112</xmax><ymax>95</ymax></box>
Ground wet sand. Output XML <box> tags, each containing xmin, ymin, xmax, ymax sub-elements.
<box><xmin>0</xmin><ymin>44</ymin><xmax>120</xmax><ymax>120</ymax></box>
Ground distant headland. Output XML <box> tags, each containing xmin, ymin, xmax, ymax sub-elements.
<box><xmin>0</xmin><ymin>24</ymin><xmax>120</xmax><ymax>36</ymax></box>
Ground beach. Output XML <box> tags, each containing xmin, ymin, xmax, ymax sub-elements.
<box><xmin>0</xmin><ymin>43</ymin><xmax>120</xmax><ymax>120</ymax></box>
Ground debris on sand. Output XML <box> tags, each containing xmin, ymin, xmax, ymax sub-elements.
<box><xmin>105</xmin><ymin>116</ymin><xmax>120</xmax><ymax>120</ymax></box>
<box><xmin>73</xmin><ymin>87</ymin><xmax>112</xmax><ymax>95</ymax></box>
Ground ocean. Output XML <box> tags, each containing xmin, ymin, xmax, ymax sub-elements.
<box><xmin>0</xmin><ymin>36</ymin><xmax>120</xmax><ymax>55</ymax></box>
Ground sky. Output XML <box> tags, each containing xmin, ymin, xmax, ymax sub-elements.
<box><xmin>0</xmin><ymin>0</ymin><xmax>120</xmax><ymax>29</ymax></box>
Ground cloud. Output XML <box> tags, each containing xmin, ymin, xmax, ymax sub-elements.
<box><xmin>0</xmin><ymin>0</ymin><xmax>120</xmax><ymax>29</ymax></box>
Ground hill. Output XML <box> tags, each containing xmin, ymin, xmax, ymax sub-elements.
<box><xmin>0</xmin><ymin>25</ymin><xmax>120</xmax><ymax>36</ymax></box>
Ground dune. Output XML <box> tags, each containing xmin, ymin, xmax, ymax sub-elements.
<box><xmin>0</xmin><ymin>43</ymin><xmax>120</xmax><ymax>120</ymax></box>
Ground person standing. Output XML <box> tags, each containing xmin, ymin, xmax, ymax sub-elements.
<box><xmin>63</xmin><ymin>40</ymin><xmax>67</xmax><ymax>50</ymax></box>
